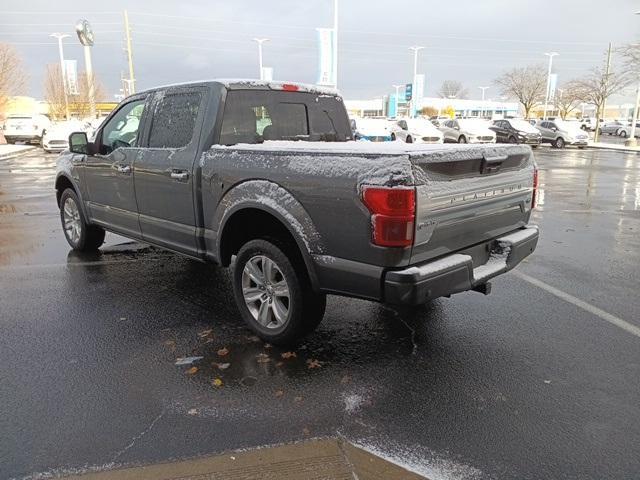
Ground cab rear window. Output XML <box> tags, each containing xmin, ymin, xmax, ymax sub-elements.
<box><xmin>219</xmin><ymin>90</ymin><xmax>351</xmax><ymax>145</ymax></box>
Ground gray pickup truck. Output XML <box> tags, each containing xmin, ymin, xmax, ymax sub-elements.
<box><xmin>56</xmin><ymin>80</ymin><xmax>539</xmax><ymax>344</ymax></box>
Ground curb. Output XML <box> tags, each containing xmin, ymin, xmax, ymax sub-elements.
<box><xmin>0</xmin><ymin>146</ymin><xmax>37</xmax><ymax>160</ymax></box>
<box><xmin>587</xmin><ymin>144</ymin><xmax>640</xmax><ymax>154</ymax></box>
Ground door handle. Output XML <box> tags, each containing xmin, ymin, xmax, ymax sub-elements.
<box><xmin>115</xmin><ymin>164</ymin><xmax>131</xmax><ymax>174</ymax></box>
<box><xmin>170</xmin><ymin>170</ymin><xmax>189</xmax><ymax>181</ymax></box>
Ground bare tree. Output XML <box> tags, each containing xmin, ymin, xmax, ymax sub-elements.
<box><xmin>494</xmin><ymin>65</ymin><xmax>547</xmax><ymax>118</ymax></box>
<box><xmin>554</xmin><ymin>81</ymin><xmax>585</xmax><ymax>120</ymax></box>
<box><xmin>43</xmin><ymin>64</ymin><xmax>67</xmax><ymax>121</ymax></box>
<box><xmin>72</xmin><ymin>71</ymin><xmax>106</xmax><ymax>118</ymax></box>
<box><xmin>419</xmin><ymin>105</ymin><xmax>438</xmax><ymax>117</ymax></box>
<box><xmin>437</xmin><ymin>80</ymin><xmax>468</xmax><ymax>99</ymax></box>
<box><xmin>572</xmin><ymin>64</ymin><xmax>630</xmax><ymax>140</ymax></box>
<box><xmin>0</xmin><ymin>43</ymin><xmax>28</xmax><ymax>117</ymax></box>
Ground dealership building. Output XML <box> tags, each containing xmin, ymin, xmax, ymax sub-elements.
<box><xmin>345</xmin><ymin>96</ymin><xmax>521</xmax><ymax>119</ymax></box>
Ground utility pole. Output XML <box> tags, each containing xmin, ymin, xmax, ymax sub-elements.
<box><xmin>332</xmin><ymin>0</ymin><xmax>338</xmax><ymax>88</ymax></box>
<box><xmin>408</xmin><ymin>46</ymin><xmax>424</xmax><ymax>118</ymax></box>
<box><xmin>543</xmin><ymin>52</ymin><xmax>559</xmax><ymax>121</ymax></box>
<box><xmin>253</xmin><ymin>38</ymin><xmax>269</xmax><ymax>80</ymax></box>
<box><xmin>478</xmin><ymin>86</ymin><xmax>489</xmax><ymax>118</ymax></box>
<box><xmin>627</xmin><ymin>12</ymin><xmax>640</xmax><ymax>146</ymax></box>
<box><xmin>50</xmin><ymin>33</ymin><xmax>70</xmax><ymax>120</ymax></box>
<box><xmin>124</xmin><ymin>10</ymin><xmax>135</xmax><ymax>94</ymax></box>
<box><xmin>595</xmin><ymin>42</ymin><xmax>612</xmax><ymax>143</ymax></box>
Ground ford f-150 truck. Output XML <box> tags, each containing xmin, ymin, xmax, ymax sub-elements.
<box><xmin>56</xmin><ymin>80</ymin><xmax>539</xmax><ymax>344</ymax></box>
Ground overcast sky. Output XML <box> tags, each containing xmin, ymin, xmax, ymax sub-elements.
<box><xmin>3</xmin><ymin>0</ymin><xmax>639</xmax><ymax>102</ymax></box>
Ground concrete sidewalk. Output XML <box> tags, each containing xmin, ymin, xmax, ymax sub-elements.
<box><xmin>62</xmin><ymin>439</ymin><xmax>426</xmax><ymax>480</ymax></box>
<box><xmin>0</xmin><ymin>144</ymin><xmax>36</xmax><ymax>159</ymax></box>
<box><xmin>588</xmin><ymin>141</ymin><xmax>640</xmax><ymax>153</ymax></box>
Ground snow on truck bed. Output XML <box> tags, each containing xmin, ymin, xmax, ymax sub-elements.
<box><xmin>214</xmin><ymin>140</ymin><xmax>532</xmax><ymax>158</ymax></box>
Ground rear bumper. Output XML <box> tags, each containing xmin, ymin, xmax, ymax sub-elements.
<box><xmin>384</xmin><ymin>226</ymin><xmax>539</xmax><ymax>305</ymax></box>
<box><xmin>4</xmin><ymin>134</ymin><xmax>40</xmax><ymax>142</ymax></box>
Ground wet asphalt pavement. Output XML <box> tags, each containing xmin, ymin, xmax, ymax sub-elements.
<box><xmin>0</xmin><ymin>147</ymin><xmax>639</xmax><ymax>480</ymax></box>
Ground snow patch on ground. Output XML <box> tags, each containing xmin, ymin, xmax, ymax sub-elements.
<box><xmin>350</xmin><ymin>437</ymin><xmax>484</xmax><ymax>480</ymax></box>
<box><xmin>343</xmin><ymin>393</ymin><xmax>366</xmax><ymax>414</ymax></box>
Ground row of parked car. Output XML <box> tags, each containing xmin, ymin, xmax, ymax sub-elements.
<box><xmin>350</xmin><ymin>116</ymin><xmax>589</xmax><ymax>149</ymax></box>
<box><xmin>1</xmin><ymin>114</ymin><xmax>104</xmax><ymax>153</ymax></box>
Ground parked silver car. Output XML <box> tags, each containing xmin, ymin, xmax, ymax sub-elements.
<box><xmin>599</xmin><ymin>120</ymin><xmax>625</xmax><ymax>136</ymax></box>
<box><xmin>616</xmin><ymin>122</ymin><xmax>640</xmax><ymax>138</ymax></box>
<box><xmin>536</xmin><ymin>119</ymin><xmax>588</xmax><ymax>148</ymax></box>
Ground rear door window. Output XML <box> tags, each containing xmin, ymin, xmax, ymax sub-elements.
<box><xmin>148</xmin><ymin>91</ymin><xmax>202</xmax><ymax>149</ymax></box>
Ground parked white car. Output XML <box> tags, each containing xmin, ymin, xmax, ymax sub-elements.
<box><xmin>616</xmin><ymin>122</ymin><xmax>640</xmax><ymax>139</ymax></box>
<box><xmin>42</xmin><ymin>120</ymin><xmax>88</xmax><ymax>153</ymax></box>
<box><xmin>439</xmin><ymin>118</ymin><xmax>496</xmax><ymax>144</ymax></box>
<box><xmin>353</xmin><ymin>118</ymin><xmax>393</xmax><ymax>142</ymax></box>
<box><xmin>389</xmin><ymin>118</ymin><xmax>443</xmax><ymax>143</ymax></box>
<box><xmin>2</xmin><ymin>114</ymin><xmax>51</xmax><ymax>145</ymax></box>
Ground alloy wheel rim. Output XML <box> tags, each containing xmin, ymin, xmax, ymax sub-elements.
<box><xmin>63</xmin><ymin>197</ymin><xmax>82</xmax><ymax>245</ymax></box>
<box><xmin>241</xmin><ymin>255</ymin><xmax>291</xmax><ymax>329</ymax></box>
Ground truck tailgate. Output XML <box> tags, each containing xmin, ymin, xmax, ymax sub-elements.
<box><xmin>409</xmin><ymin>145</ymin><xmax>535</xmax><ymax>264</ymax></box>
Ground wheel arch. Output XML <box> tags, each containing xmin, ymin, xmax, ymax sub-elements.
<box><xmin>215</xmin><ymin>180</ymin><xmax>324</xmax><ymax>291</ymax></box>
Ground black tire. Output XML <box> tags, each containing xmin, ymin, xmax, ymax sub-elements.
<box><xmin>406</xmin><ymin>136</ymin><xmax>413</xmax><ymax>143</ymax></box>
<box><xmin>59</xmin><ymin>188</ymin><xmax>105</xmax><ymax>251</ymax></box>
<box><xmin>232</xmin><ymin>238</ymin><xmax>326</xmax><ymax>345</ymax></box>
<box><xmin>553</xmin><ymin>137</ymin><xmax>565</xmax><ymax>149</ymax></box>
<box><xmin>390</xmin><ymin>133</ymin><xmax>396</xmax><ymax>141</ymax></box>
<box><xmin>508</xmin><ymin>136</ymin><xmax>518</xmax><ymax>144</ymax></box>
<box><xmin>531</xmin><ymin>144</ymin><xmax>539</xmax><ymax>149</ymax></box>
<box><xmin>458</xmin><ymin>135</ymin><xmax>467</xmax><ymax>144</ymax></box>
<box><xmin>620</xmin><ymin>130</ymin><xmax>627</xmax><ymax>138</ymax></box>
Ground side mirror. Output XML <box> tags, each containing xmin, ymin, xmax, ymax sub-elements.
<box><xmin>69</xmin><ymin>131</ymin><xmax>90</xmax><ymax>155</ymax></box>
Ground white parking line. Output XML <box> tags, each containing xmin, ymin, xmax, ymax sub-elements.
<box><xmin>513</xmin><ymin>270</ymin><xmax>640</xmax><ymax>339</ymax></box>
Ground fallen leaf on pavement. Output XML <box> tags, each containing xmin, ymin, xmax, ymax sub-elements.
<box><xmin>198</xmin><ymin>329</ymin><xmax>213</xmax><ymax>338</ymax></box>
<box><xmin>306</xmin><ymin>359</ymin><xmax>322</xmax><ymax>369</ymax></box>
<box><xmin>275</xmin><ymin>361</ymin><xmax>284</xmax><ymax>367</ymax></box>
<box><xmin>175</xmin><ymin>356</ymin><xmax>203</xmax><ymax>366</ymax></box>
<box><xmin>212</xmin><ymin>378</ymin><xmax>223</xmax><ymax>387</ymax></box>
<box><xmin>256</xmin><ymin>353</ymin><xmax>270</xmax><ymax>364</ymax></box>
<box><xmin>274</xmin><ymin>390</ymin><xmax>284</xmax><ymax>397</ymax></box>
<box><xmin>281</xmin><ymin>351</ymin><xmax>297</xmax><ymax>359</ymax></box>
<box><xmin>217</xmin><ymin>347</ymin><xmax>229</xmax><ymax>357</ymax></box>
<box><xmin>217</xmin><ymin>363</ymin><xmax>231</xmax><ymax>370</ymax></box>
<box><xmin>294</xmin><ymin>396</ymin><xmax>303</xmax><ymax>402</ymax></box>
<box><xmin>264</xmin><ymin>343</ymin><xmax>272</xmax><ymax>349</ymax></box>
<box><xmin>185</xmin><ymin>366</ymin><xmax>198</xmax><ymax>375</ymax></box>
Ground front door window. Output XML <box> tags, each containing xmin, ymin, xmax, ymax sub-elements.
<box><xmin>100</xmin><ymin>99</ymin><xmax>146</xmax><ymax>154</ymax></box>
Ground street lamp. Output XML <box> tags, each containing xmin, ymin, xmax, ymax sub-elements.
<box><xmin>626</xmin><ymin>12</ymin><xmax>640</xmax><ymax>146</ymax></box>
<box><xmin>75</xmin><ymin>19</ymin><xmax>96</xmax><ymax>117</ymax></box>
<box><xmin>392</xmin><ymin>84</ymin><xmax>403</xmax><ymax>118</ymax></box>
<box><xmin>253</xmin><ymin>38</ymin><xmax>269</xmax><ymax>80</ymax></box>
<box><xmin>543</xmin><ymin>52</ymin><xmax>559</xmax><ymax>121</ymax></box>
<box><xmin>50</xmin><ymin>33</ymin><xmax>70</xmax><ymax>120</ymax></box>
<box><xmin>478</xmin><ymin>86</ymin><xmax>489</xmax><ymax>118</ymax></box>
<box><xmin>408</xmin><ymin>46</ymin><xmax>424</xmax><ymax>118</ymax></box>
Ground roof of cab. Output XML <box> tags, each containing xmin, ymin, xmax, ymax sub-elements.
<box><xmin>138</xmin><ymin>79</ymin><xmax>340</xmax><ymax>96</ymax></box>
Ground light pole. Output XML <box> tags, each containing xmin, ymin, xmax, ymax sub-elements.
<box><xmin>75</xmin><ymin>19</ymin><xmax>96</xmax><ymax>117</ymax></box>
<box><xmin>332</xmin><ymin>0</ymin><xmax>338</xmax><ymax>88</ymax></box>
<box><xmin>478</xmin><ymin>86</ymin><xmax>489</xmax><ymax>118</ymax></box>
<box><xmin>626</xmin><ymin>12</ymin><xmax>640</xmax><ymax>146</ymax></box>
<box><xmin>392</xmin><ymin>84</ymin><xmax>402</xmax><ymax>118</ymax></box>
<box><xmin>543</xmin><ymin>52</ymin><xmax>559</xmax><ymax>121</ymax></box>
<box><xmin>50</xmin><ymin>33</ymin><xmax>70</xmax><ymax>120</ymax></box>
<box><xmin>408</xmin><ymin>46</ymin><xmax>424</xmax><ymax>118</ymax></box>
<box><xmin>253</xmin><ymin>38</ymin><xmax>269</xmax><ymax>80</ymax></box>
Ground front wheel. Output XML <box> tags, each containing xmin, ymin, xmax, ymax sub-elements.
<box><xmin>458</xmin><ymin>135</ymin><xmax>467</xmax><ymax>144</ymax></box>
<box><xmin>508</xmin><ymin>136</ymin><xmax>518</xmax><ymax>144</ymax></box>
<box><xmin>232</xmin><ymin>239</ymin><xmax>326</xmax><ymax>345</ymax></box>
<box><xmin>59</xmin><ymin>189</ymin><xmax>105</xmax><ymax>251</ymax></box>
<box><xmin>390</xmin><ymin>133</ymin><xmax>396</xmax><ymax>141</ymax></box>
<box><xmin>620</xmin><ymin>130</ymin><xmax>627</xmax><ymax>138</ymax></box>
<box><xmin>553</xmin><ymin>137</ymin><xmax>565</xmax><ymax>149</ymax></box>
<box><xmin>406</xmin><ymin>136</ymin><xmax>413</xmax><ymax>143</ymax></box>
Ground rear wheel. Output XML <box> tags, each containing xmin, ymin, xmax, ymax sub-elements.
<box><xmin>553</xmin><ymin>137</ymin><xmax>565</xmax><ymax>149</ymax></box>
<box><xmin>406</xmin><ymin>136</ymin><xmax>413</xmax><ymax>143</ymax></box>
<box><xmin>59</xmin><ymin>188</ymin><xmax>105</xmax><ymax>251</ymax></box>
<box><xmin>458</xmin><ymin>135</ymin><xmax>467</xmax><ymax>144</ymax></box>
<box><xmin>508</xmin><ymin>136</ymin><xmax>518</xmax><ymax>144</ymax></box>
<box><xmin>620</xmin><ymin>130</ymin><xmax>627</xmax><ymax>138</ymax></box>
<box><xmin>390</xmin><ymin>133</ymin><xmax>396</xmax><ymax>141</ymax></box>
<box><xmin>232</xmin><ymin>239</ymin><xmax>326</xmax><ymax>345</ymax></box>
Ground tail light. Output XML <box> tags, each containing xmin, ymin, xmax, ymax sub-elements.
<box><xmin>281</xmin><ymin>84</ymin><xmax>299</xmax><ymax>92</ymax></box>
<box><xmin>531</xmin><ymin>168</ymin><xmax>539</xmax><ymax>209</ymax></box>
<box><xmin>362</xmin><ymin>186</ymin><xmax>416</xmax><ymax>247</ymax></box>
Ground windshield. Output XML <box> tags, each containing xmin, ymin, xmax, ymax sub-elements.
<box><xmin>510</xmin><ymin>119</ymin><xmax>539</xmax><ymax>132</ymax></box>
<box><xmin>407</xmin><ymin>119</ymin><xmax>438</xmax><ymax>132</ymax></box>
<box><xmin>458</xmin><ymin>119</ymin><xmax>490</xmax><ymax>130</ymax></box>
